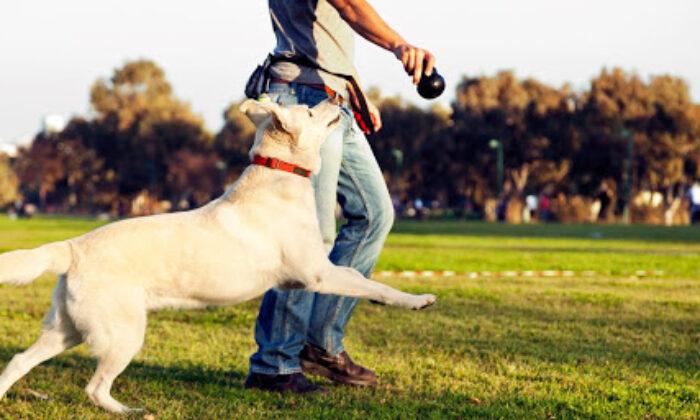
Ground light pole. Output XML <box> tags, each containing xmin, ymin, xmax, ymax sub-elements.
<box><xmin>489</xmin><ymin>139</ymin><xmax>503</xmax><ymax>198</ymax></box>
<box><xmin>619</xmin><ymin>129</ymin><xmax>634</xmax><ymax>225</ymax></box>
<box><xmin>390</xmin><ymin>148</ymin><xmax>404</xmax><ymax>196</ymax></box>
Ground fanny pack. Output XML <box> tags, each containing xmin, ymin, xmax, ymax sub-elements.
<box><xmin>244</xmin><ymin>54</ymin><xmax>377</xmax><ymax>135</ymax></box>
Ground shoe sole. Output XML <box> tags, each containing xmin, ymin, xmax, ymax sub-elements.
<box><xmin>300</xmin><ymin>360</ymin><xmax>378</xmax><ymax>387</ymax></box>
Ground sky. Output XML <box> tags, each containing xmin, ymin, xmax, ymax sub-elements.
<box><xmin>1</xmin><ymin>0</ymin><xmax>699</xmax><ymax>143</ymax></box>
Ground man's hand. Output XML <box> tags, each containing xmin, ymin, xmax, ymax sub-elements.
<box><xmin>392</xmin><ymin>43</ymin><xmax>436</xmax><ymax>85</ymax></box>
<box><xmin>367</xmin><ymin>100</ymin><xmax>382</xmax><ymax>132</ymax></box>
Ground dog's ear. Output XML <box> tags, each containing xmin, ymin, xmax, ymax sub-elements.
<box><xmin>239</xmin><ymin>99</ymin><xmax>291</xmax><ymax>131</ymax></box>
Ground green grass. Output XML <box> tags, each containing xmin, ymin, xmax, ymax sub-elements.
<box><xmin>0</xmin><ymin>216</ymin><xmax>698</xmax><ymax>419</ymax></box>
<box><xmin>382</xmin><ymin>220</ymin><xmax>700</xmax><ymax>277</ymax></box>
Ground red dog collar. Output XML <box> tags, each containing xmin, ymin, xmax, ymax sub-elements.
<box><xmin>252</xmin><ymin>155</ymin><xmax>311</xmax><ymax>178</ymax></box>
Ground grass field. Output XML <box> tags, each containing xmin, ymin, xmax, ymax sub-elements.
<box><xmin>0</xmin><ymin>216</ymin><xmax>698</xmax><ymax>419</ymax></box>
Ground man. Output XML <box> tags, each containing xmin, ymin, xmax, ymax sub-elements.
<box><xmin>687</xmin><ymin>182</ymin><xmax>700</xmax><ymax>224</ymax></box>
<box><xmin>245</xmin><ymin>0</ymin><xmax>437</xmax><ymax>394</ymax></box>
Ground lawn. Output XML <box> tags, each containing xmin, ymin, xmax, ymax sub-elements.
<box><xmin>0</xmin><ymin>216</ymin><xmax>698</xmax><ymax>419</ymax></box>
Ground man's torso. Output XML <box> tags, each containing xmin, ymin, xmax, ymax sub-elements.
<box><xmin>268</xmin><ymin>0</ymin><xmax>357</xmax><ymax>94</ymax></box>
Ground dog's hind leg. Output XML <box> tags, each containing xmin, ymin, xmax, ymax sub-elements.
<box><xmin>309</xmin><ymin>265</ymin><xmax>437</xmax><ymax>310</ymax></box>
<box><xmin>0</xmin><ymin>276</ymin><xmax>83</xmax><ymax>400</ymax></box>
<box><xmin>83</xmin><ymin>304</ymin><xmax>146</xmax><ymax>413</ymax></box>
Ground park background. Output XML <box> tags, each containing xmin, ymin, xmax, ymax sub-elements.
<box><xmin>1</xmin><ymin>0</ymin><xmax>700</xmax><ymax>225</ymax></box>
<box><xmin>0</xmin><ymin>1</ymin><xmax>698</xmax><ymax>419</ymax></box>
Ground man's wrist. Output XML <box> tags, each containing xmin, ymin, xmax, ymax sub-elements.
<box><xmin>389</xmin><ymin>39</ymin><xmax>407</xmax><ymax>52</ymax></box>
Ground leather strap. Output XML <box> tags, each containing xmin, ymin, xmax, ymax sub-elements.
<box><xmin>266</xmin><ymin>55</ymin><xmax>376</xmax><ymax>134</ymax></box>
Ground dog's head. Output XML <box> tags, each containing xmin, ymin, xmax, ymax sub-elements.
<box><xmin>240</xmin><ymin>99</ymin><xmax>342</xmax><ymax>174</ymax></box>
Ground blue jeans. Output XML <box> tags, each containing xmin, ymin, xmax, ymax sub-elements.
<box><xmin>249</xmin><ymin>82</ymin><xmax>394</xmax><ymax>375</ymax></box>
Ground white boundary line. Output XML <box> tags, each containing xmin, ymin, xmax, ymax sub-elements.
<box><xmin>373</xmin><ymin>269</ymin><xmax>665</xmax><ymax>279</ymax></box>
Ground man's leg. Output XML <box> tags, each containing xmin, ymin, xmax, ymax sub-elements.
<box><xmin>248</xmin><ymin>84</ymin><xmax>345</xmax><ymax>387</ymax></box>
<box><xmin>303</xmin><ymin>116</ymin><xmax>394</xmax><ymax>382</ymax></box>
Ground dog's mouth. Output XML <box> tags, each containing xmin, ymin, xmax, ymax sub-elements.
<box><xmin>327</xmin><ymin>114</ymin><xmax>341</xmax><ymax>127</ymax></box>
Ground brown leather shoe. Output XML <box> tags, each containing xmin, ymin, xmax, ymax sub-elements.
<box><xmin>300</xmin><ymin>344</ymin><xmax>378</xmax><ymax>387</ymax></box>
<box><xmin>244</xmin><ymin>372</ymin><xmax>328</xmax><ymax>394</ymax></box>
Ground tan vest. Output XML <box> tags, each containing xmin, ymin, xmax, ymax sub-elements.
<box><xmin>268</xmin><ymin>0</ymin><xmax>359</xmax><ymax>95</ymax></box>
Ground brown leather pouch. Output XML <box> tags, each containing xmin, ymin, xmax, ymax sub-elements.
<box><xmin>244</xmin><ymin>55</ymin><xmax>273</xmax><ymax>99</ymax></box>
<box><xmin>345</xmin><ymin>79</ymin><xmax>376</xmax><ymax>135</ymax></box>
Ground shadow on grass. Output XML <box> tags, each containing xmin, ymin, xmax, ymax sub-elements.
<box><xmin>4</xmin><ymin>298</ymin><xmax>695</xmax><ymax>392</ymax></box>
<box><xmin>1</xmin><ymin>318</ymin><xmax>697</xmax><ymax>419</ymax></box>
<box><xmin>0</xmin><ymin>346</ymin><xmax>246</xmax><ymax>386</ymax></box>
<box><xmin>0</xmin><ymin>345</ymin><xmax>598</xmax><ymax>418</ymax></box>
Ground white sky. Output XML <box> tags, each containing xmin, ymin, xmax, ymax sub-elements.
<box><xmin>1</xmin><ymin>0</ymin><xmax>699</xmax><ymax>143</ymax></box>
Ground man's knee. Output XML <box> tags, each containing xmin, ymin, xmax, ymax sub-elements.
<box><xmin>371</xmin><ymin>196</ymin><xmax>395</xmax><ymax>238</ymax></box>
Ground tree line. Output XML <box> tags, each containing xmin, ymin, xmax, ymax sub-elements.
<box><xmin>1</xmin><ymin>60</ymin><xmax>698</xmax><ymax>222</ymax></box>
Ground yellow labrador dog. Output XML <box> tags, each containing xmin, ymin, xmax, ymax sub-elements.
<box><xmin>0</xmin><ymin>99</ymin><xmax>436</xmax><ymax>413</ymax></box>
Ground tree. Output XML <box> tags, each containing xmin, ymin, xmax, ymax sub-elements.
<box><xmin>215</xmin><ymin>100</ymin><xmax>256</xmax><ymax>178</ymax></box>
<box><xmin>15</xmin><ymin>59</ymin><xmax>218</xmax><ymax>212</ymax></box>
<box><xmin>15</xmin><ymin>134</ymin><xmax>66</xmax><ymax>208</ymax></box>
<box><xmin>11</xmin><ymin>58</ymin><xmax>700</xmax><ymax>222</ymax></box>
<box><xmin>16</xmin><ymin>119</ymin><xmax>112</xmax><ymax>212</ymax></box>
<box><xmin>371</xmin><ymin>94</ymin><xmax>451</xmax><ymax>204</ymax></box>
<box><xmin>451</xmin><ymin>71</ymin><xmax>575</xmax><ymax>207</ymax></box>
<box><xmin>0</xmin><ymin>154</ymin><xmax>20</xmax><ymax>208</ymax></box>
<box><xmin>578</xmin><ymin>69</ymin><xmax>700</xmax><ymax>204</ymax></box>
<box><xmin>166</xmin><ymin>149</ymin><xmax>224</xmax><ymax>206</ymax></box>
<box><xmin>89</xmin><ymin>60</ymin><xmax>213</xmax><ymax>200</ymax></box>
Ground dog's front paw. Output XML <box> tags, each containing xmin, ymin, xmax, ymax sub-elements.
<box><xmin>410</xmin><ymin>294</ymin><xmax>437</xmax><ymax>310</ymax></box>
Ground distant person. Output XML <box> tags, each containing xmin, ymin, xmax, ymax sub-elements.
<box><xmin>117</xmin><ymin>201</ymin><xmax>127</xmax><ymax>218</ymax></box>
<box><xmin>391</xmin><ymin>194</ymin><xmax>402</xmax><ymax>215</ymax></box>
<box><xmin>414</xmin><ymin>198</ymin><xmax>425</xmax><ymax>219</ymax></box>
<box><xmin>14</xmin><ymin>201</ymin><xmax>24</xmax><ymax>218</ymax></box>
<box><xmin>496</xmin><ymin>198</ymin><xmax>507</xmax><ymax>222</ymax></box>
<box><xmin>23</xmin><ymin>203</ymin><xmax>37</xmax><ymax>218</ymax></box>
<box><xmin>7</xmin><ymin>203</ymin><xmax>18</xmax><ymax>220</ymax></box>
<box><xmin>539</xmin><ymin>194</ymin><xmax>552</xmax><ymax>222</ymax></box>
<box><xmin>595</xmin><ymin>181</ymin><xmax>612</xmax><ymax>222</ymax></box>
<box><xmin>244</xmin><ymin>0</ymin><xmax>438</xmax><ymax>395</ymax></box>
<box><xmin>526</xmin><ymin>194</ymin><xmax>538</xmax><ymax>221</ymax></box>
<box><xmin>462</xmin><ymin>197</ymin><xmax>474</xmax><ymax>219</ymax></box>
<box><xmin>686</xmin><ymin>182</ymin><xmax>700</xmax><ymax>224</ymax></box>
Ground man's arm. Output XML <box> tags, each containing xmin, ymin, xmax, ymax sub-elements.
<box><xmin>327</xmin><ymin>0</ymin><xmax>436</xmax><ymax>85</ymax></box>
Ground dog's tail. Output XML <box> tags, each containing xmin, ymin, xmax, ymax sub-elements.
<box><xmin>0</xmin><ymin>241</ymin><xmax>72</xmax><ymax>286</ymax></box>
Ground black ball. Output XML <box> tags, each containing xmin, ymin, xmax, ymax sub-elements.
<box><xmin>417</xmin><ymin>68</ymin><xmax>445</xmax><ymax>99</ymax></box>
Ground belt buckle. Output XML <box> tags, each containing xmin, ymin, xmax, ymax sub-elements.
<box><xmin>266</xmin><ymin>157</ymin><xmax>280</xmax><ymax>169</ymax></box>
